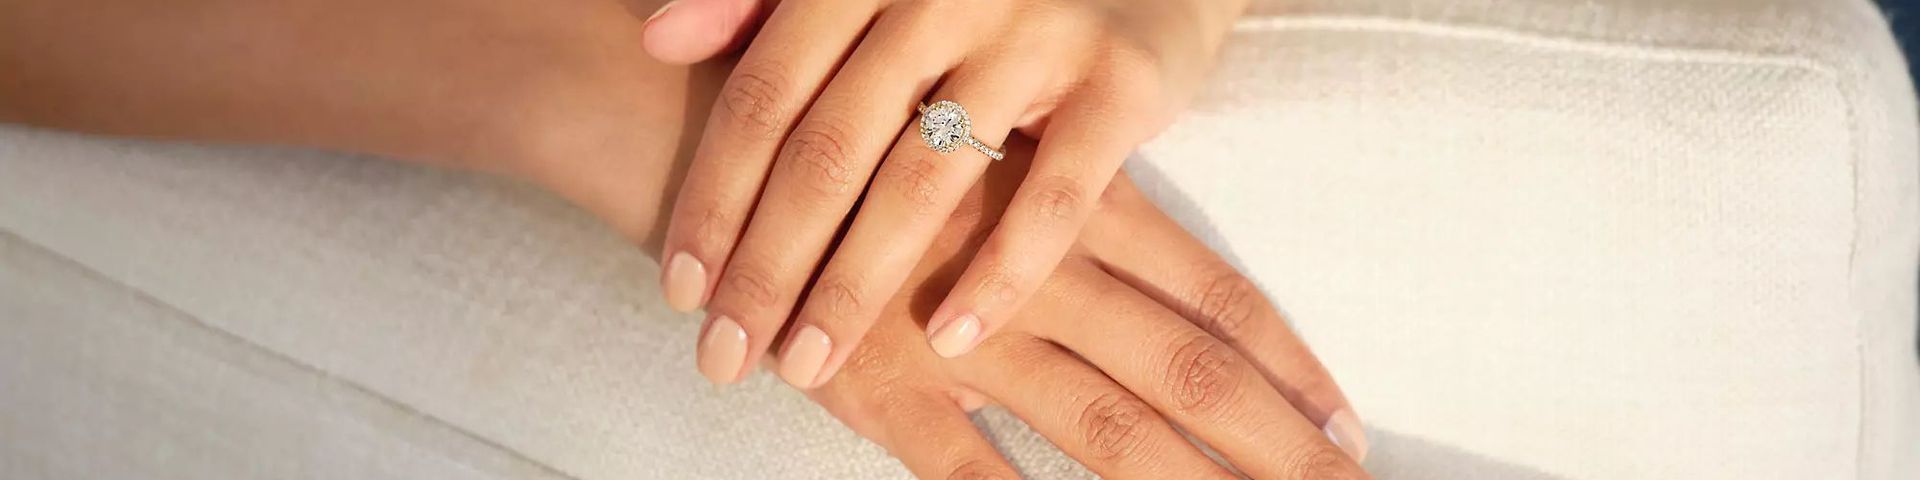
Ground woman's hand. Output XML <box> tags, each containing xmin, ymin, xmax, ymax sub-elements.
<box><xmin>646</xmin><ymin>0</ymin><xmax>1252</xmax><ymax>390</ymax></box>
<box><xmin>808</xmin><ymin>140</ymin><xmax>1370</xmax><ymax>477</ymax></box>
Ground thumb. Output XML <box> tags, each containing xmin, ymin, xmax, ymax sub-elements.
<box><xmin>641</xmin><ymin>0</ymin><xmax>767</xmax><ymax>65</ymax></box>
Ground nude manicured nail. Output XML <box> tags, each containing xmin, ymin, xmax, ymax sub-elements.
<box><xmin>664</xmin><ymin>252</ymin><xmax>706</xmax><ymax>312</ymax></box>
<box><xmin>644</xmin><ymin>1</ymin><xmax>676</xmax><ymax>24</ymax></box>
<box><xmin>1323</xmin><ymin>408</ymin><xmax>1369</xmax><ymax>463</ymax></box>
<box><xmin>778</xmin><ymin>325</ymin><xmax>832</xmax><ymax>388</ymax></box>
<box><xmin>697</xmin><ymin>316</ymin><xmax>747</xmax><ymax>384</ymax></box>
<box><xmin>927</xmin><ymin>314</ymin><xmax>981</xmax><ymax>358</ymax></box>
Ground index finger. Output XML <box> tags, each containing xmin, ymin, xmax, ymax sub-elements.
<box><xmin>1022</xmin><ymin>262</ymin><xmax>1369</xmax><ymax>478</ymax></box>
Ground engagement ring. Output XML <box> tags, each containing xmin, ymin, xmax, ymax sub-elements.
<box><xmin>918</xmin><ymin>101</ymin><xmax>1005</xmax><ymax>161</ymax></box>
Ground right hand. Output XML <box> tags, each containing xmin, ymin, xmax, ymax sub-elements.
<box><xmin>803</xmin><ymin>139</ymin><xmax>1370</xmax><ymax>478</ymax></box>
<box><xmin>642</xmin><ymin>0</ymin><xmax>1250</xmax><ymax>392</ymax></box>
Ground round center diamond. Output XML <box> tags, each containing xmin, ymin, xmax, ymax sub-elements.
<box><xmin>919</xmin><ymin>101</ymin><xmax>971</xmax><ymax>153</ymax></box>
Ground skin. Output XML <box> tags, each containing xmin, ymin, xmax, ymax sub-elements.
<box><xmin>642</xmin><ymin>0</ymin><xmax>1251</xmax><ymax>390</ymax></box>
<box><xmin>0</xmin><ymin>0</ymin><xmax>1370</xmax><ymax>476</ymax></box>
<box><xmin>821</xmin><ymin>150</ymin><xmax>1371</xmax><ymax>478</ymax></box>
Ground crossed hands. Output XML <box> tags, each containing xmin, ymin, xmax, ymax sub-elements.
<box><xmin>638</xmin><ymin>0</ymin><xmax>1370</xmax><ymax>477</ymax></box>
<box><xmin>0</xmin><ymin>0</ymin><xmax>1369</xmax><ymax>475</ymax></box>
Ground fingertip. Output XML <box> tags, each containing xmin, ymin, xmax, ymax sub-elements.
<box><xmin>697</xmin><ymin>315</ymin><xmax>750</xmax><ymax>384</ymax></box>
<box><xmin>640</xmin><ymin>3</ymin><xmax>705</xmax><ymax>65</ymax></box>
<box><xmin>663</xmin><ymin>251</ymin><xmax>709</xmax><ymax>312</ymax></box>
<box><xmin>1323</xmin><ymin>408</ymin><xmax>1370</xmax><ymax>463</ymax></box>
<box><xmin>776</xmin><ymin>325</ymin><xmax>833</xmax><ymax>388</ymax></box>
<box><xmin>640</xmin><ymin>0</ymin><xmax>751</xmax><ymax>65</ymax></box>
<box><xmin>928</xmin><ymin>313</ymin><xmax>983</xmax><ymax>358</ymax></box>
<box><xmin>805</xmin><ymin>333</ymin><xmax>858</xmax><ymax>389</ymax></box>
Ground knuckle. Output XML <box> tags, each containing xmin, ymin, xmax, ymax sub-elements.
<box><xmin>1075</xmin><ymin>393</ymin><xmax>1152</xmax><ymax>460</ymax></box>
<box><xmin>944</xmin><ymin>459</ymin><xmax>1013</xmax><ymax>480</ymax></box>
<box><xmin>781</xmin><ymin>121</ymin><xmax>861</xmax><ymax>197</ymax></box>
<box><xmin>720</xmin><ymin>265</ymin><xmax>781</xmax><ymax>310</ymax></box>
<box><xmin>881</xmin><ymin>153</ymin><xmax>945</xmax><ymax>213</ymax></box>
<box><xmin>1097</xmin><ymin>45</ymin><xmax>1161</xmax><ymax>87</ymax></box>
<box><xmin>1162</xmin><ymin>334</ymin><xmax>1242</xmax><ymax>415</ymax></box>
<box><xmin>1280</xmin><ymin>443</ymin><xmax>1360</xmax><ymax>479</ymax></box>
<box><xmin>971</xmin><ymin>263</ymin><xmax>1021</xmax><ymax>306</ymax></box>
<box><xmin>813</xmin><ymin>276</ymin><xmax>866</xmax><ymax>320</ymax></box>
<box><xmin>1090</xmin><ymin>49</ymin><xmax>1168</xmax><ymax>111</ymax></box>
<box><xmin>718</xmin><ymin>64</ymin><xmax>792</xmax><ymax>137</ymax></box>
<box><xmin>1023</xmin><ymin>175</ymin><xmax>1089</xmax><ymax>226</ymax></box>
<box><xmin>690</xmin><ymin>206</ymin><xmax>735</xmax><ymax>247</ymax></box>
<box><xmin>1191</xmin><ymin>271</ymin><xmax>1265</xmax><ymax>340</ymax></box>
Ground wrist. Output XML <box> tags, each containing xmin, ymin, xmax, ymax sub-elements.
<box><xmin>504</xmin><ymin>64</ymin><xmax>729</xmax><ymax>260</ymax></box>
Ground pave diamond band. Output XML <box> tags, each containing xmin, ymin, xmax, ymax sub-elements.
<box><xmin>917</xmin><ymin>101</ymin><xmax>1005</xmax><ymax>161</ymax></box>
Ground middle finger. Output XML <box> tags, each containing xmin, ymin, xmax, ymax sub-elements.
<box><xmin>700</xmin><ymin>0</ymin><xmax>983</xmax><ymax>383</ymax></box>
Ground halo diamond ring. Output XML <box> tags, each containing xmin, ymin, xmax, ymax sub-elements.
<box><xmin>918</xmin><ymin>101</ymin><xmax>1005</xmax><ymax>161</ymax></box>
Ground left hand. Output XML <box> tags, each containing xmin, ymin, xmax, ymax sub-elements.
<box><xmin>645</xmin><ymin>0</ymin><xmax>1251</xmax><ymax>389</ymax></box>
<box><xmin>807</xmin><ymin>139</ymin><xmax>1369</xmax><ymax>477</ymax></box>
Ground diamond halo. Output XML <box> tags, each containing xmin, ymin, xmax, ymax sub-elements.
<box><xmin>918</xmin><ymin>101</ymin><xmax>971</xmax><ymax>154</ymax></box>
<box><xmin>916</xmin><ymin>101</ymin><xmax>1004</xmax><ymax>161</ymax></box>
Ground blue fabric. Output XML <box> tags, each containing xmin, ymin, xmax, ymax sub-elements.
<box><xmin>1888</xmin><ymin>0</ymin><xmax>1920</xmax><ymax>363</ymax></box>
<box><xmin>1882</xmin><ymin>0</ymin><xmax>1918</xmax><ymax>93</ymax></box>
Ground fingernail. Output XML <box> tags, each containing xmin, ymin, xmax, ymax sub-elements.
<box><xmin>663</xmin><ymin>252</ymin><xmax>706</xmax><ymax>312</ymax></box>
<box><xmin>697</xmin><ymin>316</ymin><xmax>747</xmax><ymax>384</ymax></box>
<box><xmin>644</xmin><ymin>0</ymin><xmax>677</xmax><ymax>25</ymax></box>
<box><xmin>927</xmin><ymin>314</ymin><xmax>982</xmax><ymax>358</ymax></box>
<box><xmin>1322</xmin><ymin>408</ymin><xmax>1369</xmax><ymax>463</ymax></box>
<box><xmin>777</xmin><ymin>325</ymin><xmax>832</xmax><ymax>388</ymax></box>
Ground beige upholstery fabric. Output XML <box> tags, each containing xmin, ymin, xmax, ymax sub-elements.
<box><xmin>1</xmin><ymin>0</ymin><xmax>1913</xmax><ymax>478</ymax></box>
<box><xmin>0</xmin><ymin>233</ymin><xmax>573</xmax><ymax>480</ymax></box>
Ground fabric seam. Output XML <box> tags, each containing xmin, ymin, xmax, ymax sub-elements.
<box><xmin>1233</xmin><ymin>15</ymin><xmax>1835</xmax><ymax>74</ymax></box>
